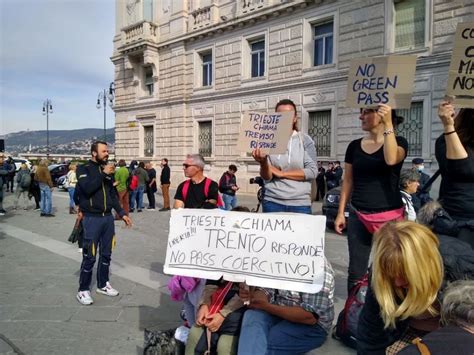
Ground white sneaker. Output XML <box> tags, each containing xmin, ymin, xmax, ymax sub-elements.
<box><xmin>76</xmin><ymin>290</ymin><xmax>93</xmax><ymax>305</ymax></box>
<box><xmin>96</xmin><ymin>282</ymin><xmax>119</xmax><ymax>297</ymax></box>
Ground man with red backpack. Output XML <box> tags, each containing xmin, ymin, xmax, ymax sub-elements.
<box><xmin>172</xmin><ymin>154</ymin><xmax>220</xmax><ymax>328</ymax></box>
<box><xmin>218</xmin><ymin>164</ymin><xmax>239</xmax><ymax>210</ymax></box>
<box><xmin>174</xmin><ymin>154</ymin><xmax>221</xmax><ymax>209</ymax></box>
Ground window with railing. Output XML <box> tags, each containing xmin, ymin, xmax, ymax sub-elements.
<box><xmin>308</xmin><ymin>110</ymin><xmax>332</xmax><ymax>157</ymax></box>
<box><xmin>313</xmin><ymin>21</ymin><xmax>333</xmax><ymax>66</ymax></box>
<box><xmin>397</xmin><ymin>101</ymin><xmax>423</xmax><ymax>157</ymax></box>
<box><xmin>394</xmin><ymin>0</ymin><xmax>425</xmax><ymax>51</ymax></box>
<box><xmin>143</xmin><ymin>125</ymin><xmax>154</xmax><ymax>157</ymax></box>
<box><xmin>250</xmin><ymin>40</ymin><xmax>265</xmax><ymax>78</ymax></box>
<box><xmin>201</xmin><ymin>52</ymin><xmax>213</xmax><ymax>87</ymax></box>
<box><xmin>198</xmin><ymin>121</ymin><xmax>212</xmax><ymax>157</ymax></box>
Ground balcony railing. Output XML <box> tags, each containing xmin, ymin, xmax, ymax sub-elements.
<box><xmin>240</xmin><ymin>0</ymin><xmax>268</xmax><ymax>14</ymax></box>
<box><xmin>190</xmin><ymin>6</ymin><xmax>212</xmax><ymax>30</ymax></box>
<box><xmin>122</xmin><ymin>21</ymin><xmax>158</xmax><ymax>45</ymax></box>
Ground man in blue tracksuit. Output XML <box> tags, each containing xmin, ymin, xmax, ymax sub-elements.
<box><xmin>75</xmin><ymin>141</ymin><xmax>132</xmax><ymax>305</ymax></box>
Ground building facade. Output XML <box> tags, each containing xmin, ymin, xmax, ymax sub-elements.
<box><xmin>112</xmin><ymin>0</ymin><xmax>473</xmax><ymax>192</ymax></box>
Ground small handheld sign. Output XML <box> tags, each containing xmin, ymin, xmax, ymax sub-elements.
<box><xmin>446</xmin><ymin>22</ymin><xmax>474</xmax><ymax>108</ymax></box>
<box><xmin>346</xmin><ymin>55</ymin><xmax>417</xmax><ymax>109</ymax></box>
<box><xmin>237</xmin><ymin>111</ymin><xmax>293</xmax><ymax>155</ymax></box>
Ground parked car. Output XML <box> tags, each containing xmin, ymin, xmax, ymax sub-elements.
<box><xmin>322</xmin><ymin>186</ymin><xmax>351</xmax><ymax>230</ymax></box>
<box><xmin>57</xmin><ymin>175</ymin><xmax>68</xmax><ymax>190</ymax></box>
<box><xmin>9</xmin><ymin>157</ymin><xmax>32</xmax><ymax>172</ymax></box>
<box><xmin>48</xmin><ymin>164</ymin><xmax>69</xmax><ymax>186</ymax></box>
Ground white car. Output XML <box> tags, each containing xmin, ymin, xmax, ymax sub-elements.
<box><xmin>10</xmin><ymin>157</ymin><xmax>32</xmax><ymax>172</ymax></box>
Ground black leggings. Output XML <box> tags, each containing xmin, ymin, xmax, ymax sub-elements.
<box><xmin>346</xmin><ymin>212</ymin><xmax>373</xmax><ymax>293</ymax></box>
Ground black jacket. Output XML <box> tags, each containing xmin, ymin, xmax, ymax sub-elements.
<box><xmin>160</xmin><ymin>165</ymin><xmax>170</xmax><ymax>185</ymax></box>
<box><xmin>219</xmin><ymin>171</ymin><xmax>237</xmax><ymax>196</ymax></box>
<box><xmin>76</xmin><ymin>160</ymin><xmax>124</xmax><ymax>217</ymax></box>
<box><xmin>357</xmin><ymin>235</ymin><xmax>474</xmax><ymax>355</ymax></box>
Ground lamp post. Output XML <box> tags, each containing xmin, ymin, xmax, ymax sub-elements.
<box><xmin>96</xmin><ymin>82</ymin><xmax>115</xmax><ymax>142</ymax></box>
<box><xmin>42</xmin><ymin>99</ymin><xmax>53</xmax><ymax>159</ymax></box>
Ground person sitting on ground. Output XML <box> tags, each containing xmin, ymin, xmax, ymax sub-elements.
<box><xmin>398</xmin><ymin>280</ymin><xmax>474</xmax><ymax>355</ymax></box>
<box><xmin>399</xmin><ymin>169</ymin><xmax>420</xmax><ymax>222</ymax></box>
<box><xmin>237</xmin><ymin>257</ymin><xmax>335</xmax><ymax>355</ymax></box>
<box><xmin>357</xmin><ymin>221</ymin><xmax>473</xmax><ymax>355</ymax></box>
<box><xmin>185</xmin><ymin>207</ymin><xmax>249</xmax><ymax>355</ymax></box>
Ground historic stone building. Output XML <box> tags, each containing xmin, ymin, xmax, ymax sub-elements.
<box><xmin>112</xmin><ymin>0</ymin><xmax>473</xmax><ymax>191</ymax></box>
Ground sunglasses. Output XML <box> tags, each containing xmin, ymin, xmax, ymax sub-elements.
<box><xmin>182</xmin><ymin>163</ymin><xmax>197</xmax><ymax>169</ymax></box>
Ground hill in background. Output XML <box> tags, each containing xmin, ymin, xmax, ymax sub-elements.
<box><xmin>4</xmin><ymin>128</ymin><xmax>115</xmax><ymax>155</ymax></box>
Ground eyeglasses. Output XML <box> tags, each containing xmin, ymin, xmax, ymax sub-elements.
<box><xmin>182</xmin><ymin>163</ymin><xmax>197</xmax><ymax>169</ymax></box>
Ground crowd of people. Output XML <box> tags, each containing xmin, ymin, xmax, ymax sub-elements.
<box><xmin>1</xmin><ymin>98</ymin><xmax>473</xmax><ymax>354</ymax></box>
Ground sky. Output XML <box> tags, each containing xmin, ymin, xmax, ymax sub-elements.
<box><xmin>0</xmin><ymin>0</ymin><xmax>116</xmax><ymax>135</ymax></box>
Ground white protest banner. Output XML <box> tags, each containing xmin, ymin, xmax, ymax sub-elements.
<box><xmin>446</xmin><ymin>22</ymin><xmax>474</xmax><ymax>108</ymax></box>
<box><xmin>346</xmin><ymin>55</ymin><xmax>417</xmax><ymax>109</ymax></box>
<box><xmin>164</xmin><ymin>209</ymin><xmax>327</xmax><ymax>293</ymax></box>
<box><xmin>237</xmin><ymin>111</ymin><xmax>293</xmax><ymax>155</ymax></box>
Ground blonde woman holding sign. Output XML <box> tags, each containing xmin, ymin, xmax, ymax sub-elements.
<box><xmin>334</xmin><ymin>104</ymin><xmax>408</xmax><ymax>292</ymax></box>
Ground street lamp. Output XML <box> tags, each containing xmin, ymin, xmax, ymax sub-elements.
<box><xmin>42</xmin><ymin>99</ymin><xmax>53</xmax><ymax>159</ymax></box>
<box><xmin>96</xmin><ymin>82</ymin><xmax>115</xmax><ymax>142</ymax></box>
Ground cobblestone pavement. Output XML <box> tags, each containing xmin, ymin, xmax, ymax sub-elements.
<box><xmin>0</xmin><ymin>187</ymin><xmax>354</xmax><ymax>355</ymax></box>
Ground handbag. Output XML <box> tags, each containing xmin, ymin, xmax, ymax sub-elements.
<box><xmin>355</xmin><ymin>207</ymin><xmax>404</xmax><ymax>234</ymax></box>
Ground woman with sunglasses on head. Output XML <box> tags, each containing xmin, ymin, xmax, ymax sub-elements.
<box><xmin>435</xmin><ymin>102</ymin><xmax>474</xmax><ymax>248</ymax></box>
<box><xmin>334</xmin><ymin>104</ymin><xmax>408</xmax><ymax>292</ymax></box>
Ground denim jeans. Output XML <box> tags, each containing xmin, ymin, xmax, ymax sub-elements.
<box><xmin>136</xmin><ymin>185</ymin><xmax>145</xmax><ymax>209</ymax></box>
<box><xmin>237</xmin><ymin>309</ymin><xmax>327</xmax><ymax>355</ymax></box>
<box><xmin>346</xmin><ymin>212</ymin><xmax>372</xmax><ymax>292</ymax></box>
<box><xmin>39</xmin><ymin>183</ymin><xmax>52</xmax><ymax>214</ymax></box>
<box><xmin>222</xmin><ymin>193</ymin><xmax>237</xmax><ymax>211</ymax></box>
<box><xmin>129</xmin><ymin>189</ymin><xmax>137</xmax><ymax>210</ymax></box>
<box><xmin>262</xmin><ymin>200</ymin><xmax>312</xmax><ymax>215</ymax></box>
<box><xmin>68</xmin><ymin>187</ymin><xmax>75</xmax><ymax>208</ymax></box>
<box><xmin>79</xmin><ymin>215</ymin><xmax>115</xmax><ymax>291</ymax></box>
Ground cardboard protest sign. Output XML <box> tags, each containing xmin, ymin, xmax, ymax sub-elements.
<box><xmin>446</xmin><ymin>22</ymin><xmax>474</xmax><ymax>108</ymax></box>
<box><xmin>164</xmin><ymin>209</ymin><xmax>327</xmax><ymax>293</ymax></box>
<box><xmin>346</xmin><ymin>55</ymin><xmax>417</xmax><ymax>109</ymax></box>
<box><xmin>237</xmin><ymin>111</ymin><xmax>293</xmax><ymax>155</ymax></box>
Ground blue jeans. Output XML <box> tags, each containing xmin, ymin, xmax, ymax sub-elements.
<box><xmin>136</xmin><ymin>185</ymin><xmax>145</xmax><ymax>209</ymax></box>
<box><xmin>68</xmin><ymin>187</ymin><xmax>75</xmax><ymax>208</ymax></box>
<box><xmin>129</xmin><ymin>189</ymin><xmax>137</xmax><ymax>210</ymax></box>
<box><xmin>238</xmin><ymin>310</ymin><xmax>327</xmax><ymax>355</ymax></box>
<box><xmin>39</xmin><ymin>183</ymin><xmax>52</xmax><ymax>214</ymax></box>
<box><xmin>222</xmin><ymin>193</ymin><xmax>237</xmax><ymax>211</ymax></box>
<box><xmin>262</xmin><ymin>200</ymin><xmax>312</xmax><ymax>215</ymax></box>
<box><xmin>79</xmin><ymin>215</ymin><xmax>115</xmax><ymax>291</ymax></box>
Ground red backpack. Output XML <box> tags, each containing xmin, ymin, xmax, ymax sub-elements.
<box><xmin>129</xmin><ymin>174</ymin><xmax>139</xmax><ymax>191</ymax></box>
<box><xmin>182</xmin><ymin>177</ymin><xmax>224</xmax><ymax>208</ymax></box>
